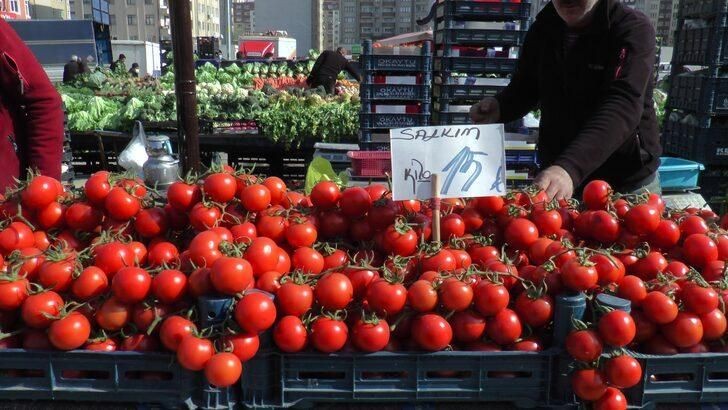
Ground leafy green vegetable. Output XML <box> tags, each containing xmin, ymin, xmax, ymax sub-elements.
<box><xmin>305</xmin><ymin>157</ymin><xmax>348</xmax><ymax>194</ymax></box>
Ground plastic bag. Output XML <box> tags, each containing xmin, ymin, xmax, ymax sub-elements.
<box><xmin>118</xmin><ymin>121</ymin><xmax>148</xmax><ymax>178</ymax></box>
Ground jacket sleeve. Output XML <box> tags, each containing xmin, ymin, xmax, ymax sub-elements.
<box><xmin>0</xmin><ymin>20</ymin><xmax>63</xmax><ymax>180</ymax></box>
<box><xmin>493</xmin><ymin>25</ymin><xmax>540</xmax><ymax>123</ymax></box>
<box><xmin>344</xmin><ymin>61</ymin><xmax>362</xmax><ymax>82</ymax></box>
<box><xmin>309</xmin><ymin>51</ymin><xmax>328</xmax><ymax>78</ymax></box>
<box><xmin>553</xmin><ymin>16</ymin><xmax>655</xmax><ymax>187</ymax></box>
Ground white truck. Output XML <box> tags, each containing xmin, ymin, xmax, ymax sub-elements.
<box><xmin>111</xmin><ymin>40</ymin><xmax>161</xmax><ymax>77</ymax></box>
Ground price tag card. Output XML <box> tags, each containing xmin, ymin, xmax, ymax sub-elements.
<box><xmin>390</xmin><ymin>124</ymin><xmax>507</xmax><ymax>201</ymax></box>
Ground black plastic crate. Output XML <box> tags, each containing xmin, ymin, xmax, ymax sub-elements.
<box><xmin>432</xmin><ymin>110</ymin><xmax>472</xmax><ymax>125</ymax></box>
<box><xmin>360</xmin><ymin>113</ymin><xmax>431</xmax><ymax>129</ymax></box>
<box><xmin>433</xmin><ymin>83</ymin><xmax>505</xmax><ymax>101</ymax></box>
<box><xmin>0</xmin><ymin>350</ymin><xmax>237</xmax><ymax>409</ymax></box>
<box><xmin>434</xmin><ymin>56</ymin><xmax>517</xmax><ymax>74</ymax></box>
<box><xmin>434</xmin><ymin>28</ymin><xmax>527</xmax><ymax>47</ymax></box>
<box><xmin>624</xmin><ymin>352</ymin><xmax>728</xmax><ymax>408</ymax></box>
<box><xmin>241</xmin><ymin>350</ymin><xmax>555</xmax><ymax>409</ymax></box>
<box><xmin>669</xmin><ymin>74</ymin><xmax>728</xmax><ymax>115</ymax></box>
<box><xmin>661</xmin><ymin>117</ymin><xmax>728</xmax><ymax>165</ymax></box>
<box><xmin>673</xmin><ymin>19</ymin><xmax>728</xmax><ymax>66</ymax></box>
<box><xmin>360</xmin><ymin>83</ymin><xmax>432</xmax><ymax>102</ymax></box>
<box><xmin>698</xmin><ymin>166</ymin><xmax>728</xmax><ymax>203</ymax></box>
<box><xmin>680</xmin><ymin>0</ymin><xmax>728</xmax><ymax>18</ymax></box>
<box><xmin>436</xmin><ymin>0</ymin><xmax>532</xmax><ymax>22</ymax></box>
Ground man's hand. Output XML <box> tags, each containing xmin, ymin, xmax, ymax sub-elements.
<box><xmin>534</xmin><ymin>166</ymin><xmax>574</xmax><ymax>200</ymax></box>
<box><xmin>469</xmin><ymin>97</ymin><xmax>500</xmax><ymax>124</ymax></box>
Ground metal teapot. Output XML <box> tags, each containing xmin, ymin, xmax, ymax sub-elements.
<box><xmin>143</xmin><ymin>134</ymin><xmax>180</xmax><ymax>191</ymax></box>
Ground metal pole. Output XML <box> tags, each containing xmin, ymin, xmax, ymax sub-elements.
<box><xmin>226</xmin><ymin>0</ymin><xmax>233</xmax><ymax>58</ymax></box>
<box><xmin>169</xmin><ymin>0</ymin><xmax>200</xmax><ymax>174</ymax></box>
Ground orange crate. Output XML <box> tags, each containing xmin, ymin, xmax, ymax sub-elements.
<box><xmin>348</xmin><ymin>150</ymin><xmax>391</xmax><ymax>177</ymax></box>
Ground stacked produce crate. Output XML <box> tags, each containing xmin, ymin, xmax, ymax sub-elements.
<box><xmin>661</xmin><ymin>0</ymin><xmax>728</xmax><ymax>204</ymax></box>
<box><xmin>354</xmin><ymin>40</ymin><xmax>433</xmax><ymax>181</ymax></box>
<box><xmin>431</xmin><ymin>0</ymin><xmax>534</xmax><ymax>188</ymax></box>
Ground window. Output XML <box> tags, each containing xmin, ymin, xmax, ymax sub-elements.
<box><xmin>145</xmin><ymin>14</ymin><xmax>154</xmax><ymax>25</ymax></box>
<box><xmin>83</xmin><ymin>13</ymin><xmax>91</xmax><ymax>18</ymax></box>
<box><xmin>24</xmin><ymin>0</ymin><xmax>29</xmax><ymax>14</ymax></box>
<box><xmin>399</xmin><ymin>16</ymin><xmax>410</xmax><ymax>23</ymax></box>
<box><xmin>127</xmin><ymin>14</ymin><xmax>137</xmax><ymax>24</ymax></box>
<box><xmin>9</xmin><ymin>0</ymin><xmax>18</xmax><ymax>13</ymax></box>
<box><xmin>400</xmin><ymin>6</ymin><xmax>411</xmax><ymax>13</ymax></box>
<box><xmin>126</xmin><ymin>0</ymin><xmax>135</xmax><ymax>4</ymax></box>
<box><xmin>109</xmin><ymin>14</ymin><xmax>115</xmax><ymax>24</ymax></box>
<box><xmin>145</xmin><ymin>0</ymin><xmax>153</xmax><ymax>4</ymax></box>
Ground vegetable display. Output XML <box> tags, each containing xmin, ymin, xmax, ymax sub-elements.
<box><xmin>59</xmin><ymin>61</ymin><xmax>360</xmax><ymax>147</ymax></box>
<box><xmin>1</xmin><ymin>169</ymin><xmax>727</xmax><ymax>410</ymax></box>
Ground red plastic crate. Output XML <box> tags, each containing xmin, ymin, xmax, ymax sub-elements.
<box><xmin>348</xmin><ymin>150</ymin><xmax>391</xmax><ymax>177</ymax></box>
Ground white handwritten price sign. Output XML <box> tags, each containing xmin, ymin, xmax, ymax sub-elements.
<box><xmin>389</xmin><ymin>124</ymin><xmax>507</xmax><ymax>201</ymax></box>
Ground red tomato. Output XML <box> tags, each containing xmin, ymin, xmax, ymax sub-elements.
<box><xmin>339</xmin><ymin>187</ymin><xmax>372</xmax><ymax>218</ymax></box>
<box><xmin>112</xmin><ymin>267</ymin><xmax>151</xmax><ymax>304</ymax></box>
<box><xmin>204</xmin><ymin>173</ymin><xmax>237</xmax><ymax>203</ymax></box>
<box><xmin>204</xmin><ymin>353</ymin><xmax>242</xmax><ymax>387</ymax></box>
<box><xmin>189</xmin><ymin>203</ymin><xmax>222</xmax><ymax>232</ymax></box>
<box><xmin>104</xmin><ymin>187</ymin><xmax>141</xmax><ymax>221</ymax></box>
<box><xmin>514</xmin><ymin>293</ymin><xmax>553</xmax><ymax>328</ymax></box>
<box><xmin>48</xmin><ymin>312</ymin><xmax>91</xmax><ymax>351</ymax></box>
<box><xmin>38</xmin><ymin>259</ymin><xmax>75</xmax><ymax>292</ymax></box>
<box><xmin>93</xmin><ymin>242</ymin><xmax>134</xmax><ymax>278</ymax></box>
<box><xmin>21</xmin><ymin>175</ymin><xmax>59</xmax><ymax>210</ymax></box>
<box><xmin>680</xmin><ymin>215</ymin><xmax>709</xmax><ymax>237</ymax></box>
<box><xmin>21</xmin><ymin>291</ymin><xmax>63</xmax><ymax>329</ymax></box>
<box><xmin>662</xmin><ymin>312</ymin><xmax>703</xmax><ymax>348</ymax></box>
<box><xmin>700</xmin><ymin>309</ymin><xmax>727</xmax><ymax>341</ymax></box>
<box><xmin>256</xmin><ymin>214</ymin><xmax>288</xmax><ymax>244</ymax></box>
<box><xmin>566</xmin><ymin>329</ymin><xmax>603</xmax><ymax>362</ymax></box>
<box><xmin>285</xmin><ymin>222</ymin><xmax>317</xmax><ymax>248</ymax></box>
<box><xmin>310</xmin><ymin>317</ymin><xmax>348</xmax><ymax>353</ymax></box>
<box><xmin>35</xmin><ymin>201</ymin><xmax>65</xmax><ymax>230</ymax></box>
<box><xmin>262</xmin><ymin>177</ymin><xmax>287</xmax><ymax>205</ymax></box>
<box><xmin>134</xmin><ymin>207</ymin><xmax>169</xmax><ymax>238</ymax></box>
<box><xmin>474</xmin><ymin>196</ymin><xmax>504</xmax><ymax>215</ymax></box>
<box><xmin>368</xmin><ymin>199</ymin><xmax>399</xmax><ymax>231</ymax></box>
<box><xmin>235</xmin><ymin>292</ymin><xmax>277</xmax><ymax>333</ymax></box>
<box><xmin>617</xmin><ymin>275</ymin><xmax>648</xmax><ymax>306</ymax></box>
<box><xmin>450</xmin><ymin>310</ymin><xmax>486</xmax><ymax>343</ymax></box>
<box><xmin>0</xmin><ymin>277</ymin><xmax>28</xmax><ymax>311</ymax></box>
<box><xmin>352</xmin><ymin>318</ymin><xmax>390</xmax><ymax>352</ymax></box>
<box><xmin>310</xmin><ymin>181</ymin><xmax>341</xmax><ymax>210</ymax></box>
<box><xmin>315</xmin><ymin>273</ymin><xmax>353</xmax><ymax>310</ymax></box>
<box><xmin>487</xmin><ymin>308</ymin><xmax>522</xmax><ymax>346</ymax></box>
<box><xmin>624</xmin><ymin>204</ymin><xmax>661</xmax><ymax>235</ymax></box>
<box><xmin>665</xmin><ymin>261</ymin><xmax>689</xmax><ymax>278</ymax></box>
<box><xmin>473</xmin><ymin>281</ymin><xmax>509</xmax><ymax>316</ymax></box>
<box><xmin>441</xmin><ymin>213</ymin><xmax>466</xmax><ymax>240</ymax></box>
<box><xmin>412</xmin><ymin>314</ymin><xmax>452</xmax><ymax>351</ymax></box>
<box><xmin>598</xmin><ymin>310</ymin><xmax>636</xmax><ymax>347</ymax></box>
<box><xmin>591</xmin><ymin>253</ymin><xmax>626</xmax><ymax>286</ymax></box>
<box><xmin>582</xmin><ymin>180</ymin><xmax>611</xmax><ymax>210</ymax></box>
<box><xmin>210</xmin><ymin>256</ymin><xmax>254</xmax><ymax>295</ymax></box>
<box><xmin>367</xmin><ymin>279</ymin><xmax>407</xmax><ymax>317</ymax></box>
<box><xmin>572</xmin><ymin>369</ymin><xmax>608</xmax><ymax>401</ymax></box>
<box><xmin>504</xmin><ymin>218</ymin><xmax>539</xmax><ymax>250</ymax></box>
<box><xmin>0</xmin><ymin>222</ymin><xmax>35</xmax><ymax>254</ymax></box>
<box><xmin>152</xmin><ymin>269</ymin><xmax>188</xmax><ymax>304</ymax></box>
<box><xmin>223</xmin><ymin>333</ymin><xmax>260</xmax><ymax>363</ymax></box>
<box><xmin>72</xmin><ymin>266</ymin><xmax>109</xmax><ymax>301</ymax></box>
<box><xmin>682</xmin><ymin>234</ymin><xmax>718</xmax><ymax>269</ymax></box>
<box><xmin>594</xmin><ymin>387</ymin><xmax>627</xmax><ymax>410</ymax></box>
<box><xmin>681</xmin><ymin>284</ymin><xmax>719</xmax><ymax>315</ymax></box>
<box><xmin>245</xmin><ymin>237</ymin><xmax>279</xmax><ymax>277</ymax></box>
<box><xmin>641</xmin><ymin>291</ymin><xmax>678</xmax><ymax>324</ymax></box>
<box><xmin>439</xmin><ymin>279</ymin><xmax>474</xmax><ymax>312</ymax></box>
<box><xmin>273</xmin><ymin>316</ymin><xmax>308</xmax><ymax>353</ymax></box>
<box><xmin>605</xmin><ymin>355</ymin><xmax>642</xmax><ymax>388</ymax></box>
<box><xmin>461</xmin><ymin>207</ymin><xmax>485</xmax><ymax>233</ymax></box>
<box><xmin>291</xmin><ymin>247</ymin><xmax>324</xmax><ymax>274</ymax></box>
<box><xmin>647</xmin><ymin>219</ymin><xmax>681</xmax><ymax>249</ymax></box>
<box><xmin>240</xmin><ymin>184</ymin><xmax>271</xmax><ymax>212</ymax></box>
<box><xmin>256</xmin><ymin>271</ymin><xmax>283</xmax><ymax>294</ymax></box>
<box><xmin>276</xmin><ymin>282</ymin><xmax>313</xmax><ymax>317</ymax></box>
<box><xmin>589</xmin><ymin>211</ymin><xmax>620</xmax><ymax>244</ymax></box>
<box><xmin>95</xmin><ymin>297</ymin><xmax>131</xmax><ymax>331</ymax></box>
<box><xmin>531</xmin><ymin>208</ymin><xmax>562</xmax><ymax>236</ymax></box>
<box><xmin>382</xmin><ymin>224</ymin><xmax>418</xmax><ymax>257</ymax></box>
<box><xmin>420</xmin><ymin>249</ymin><xmax>457</xmax><ymax>273</ymax></box>
<box><xmin>176</xmin><ymin>336</ymin><xmax>214</xmax><ymax>371</ymax></box>
<box><xmin>561</xmin><ymin>259</ymin><xmax>598</xmax><ymax>292</ymax></box>
<box><xmin>628</xmin><ymin>251</ymin><xmax>667</xmax><ymax>281</ymax></box>
<box><xmin>167</xmin><ymin>181</ymin><xmax>202</xmax><ymax>211</ymax></box>
<box><xmin>188</xmin><ymin>267</ymin><xmax>213</xmax><ymax>298</ymax></box>
<box><xmin>84</xmin><ymin>171</ymin><xmax>112</xmax><ymax>206</ymax></box>
<box><xmin>159</xmin><ymin>316</ymin><xmax>197</xmax><ymax>352</ymax></box>
<box><xmin>407</xmin><ymin>280</ymin><xmax>438</xmax><ymax>312</ymax></box>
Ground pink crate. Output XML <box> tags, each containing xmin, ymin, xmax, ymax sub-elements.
<box><xmin>348</xmin><ymin>151</ymin><xmax>391</xmax><ymax>177</ymax></box>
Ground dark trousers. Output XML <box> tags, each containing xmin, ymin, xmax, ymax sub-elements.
<box><xmin>311</xmin><ymin>76</ymin><xmax>336</xmax><ymax>94</ymax></box>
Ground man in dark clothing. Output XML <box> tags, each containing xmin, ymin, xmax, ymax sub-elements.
<box><xmin>129</xmin><ymin>62</ymin><xmax>140</xmax><ymax>77</ymax></box>
<box><xmin>110</xmin><ymin>53</ymin><xmax>126</xmax><ymax>73</ymax></box>
<box><xmin>307</xmin><ymin>47</ymin><xmax>362</xmax><ymax>94</ymax></box>
<box><xmin>470</xmin><ymin>0</ymin><xmax>661</xmax><ymax>200</ymax></box>
<box><xmin>62</xmin><ymin>55</ymin><xmax>80</xmax><ymax>83</ymax></box>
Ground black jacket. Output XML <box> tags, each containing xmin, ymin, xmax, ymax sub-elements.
<box><xmin>309</xmin><ymin>50</ymin><xmax>361</xmax><ymax>82</ymax></box>
<box><xmin>62</xmin><ymin>60</ymin><xmax>80</xmax><ymax>83</ymax></box>
<box><xmin>495</xmin><ymin>0</ymin><xmax>661</xmax><ymax>189</ymax></box>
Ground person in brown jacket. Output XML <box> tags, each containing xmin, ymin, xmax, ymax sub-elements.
<box><xmin>471</xmin><ymin>0</ymin><xmax>661</xmax><ymax>200</ymax></box>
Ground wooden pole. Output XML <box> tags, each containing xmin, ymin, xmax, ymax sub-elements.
<box><xmin>169</xmin><ymin>0</ymin><xmax>200</xmax><ymax>174</ymax></box>
<box><xmin>431</xmin><ymin>173</ymin><xmax>441</xmax><ymax>243</ymax></box>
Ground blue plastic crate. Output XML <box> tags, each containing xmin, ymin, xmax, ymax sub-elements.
<box><xmin>668</xmin><ymin>74</ymin><xmax>728</xmax><ymax>115</ymax></box>
<box><xmin>658</xmin><ymin>157</ymin><xmax>705</xmax><ymax>191</ymax></box>
<box><xmin>0</xmin><ymin>349</ymin><xmax>237</xmax><ymax>409</ymax></box>
<box><xmin>436</xmin><ymin>0</ymin><xmax>532</xmax><ymax>21</ymax></box>
<box><xmin>360</xmin><ymin>54</ymin><xmax>433</xmax><ymax>73</ymax></box>
<box><xmin>434</xmin><ymin>28</ymin><xmax>527</xmax><ymax>47</ymax></box>
<box><xmin>505</xmin><ymin>149</ymin><xmax>538</xmax><ymax>167</ymax></box>
<box><xmin>241</xmin><ymin>350</ymin><xmax>555</xmax><ymax>409</ymax></box>
<box><xmin>360</xmin><ymin>83</ymin><xmax>432</xmax><ymax>102</ymax></box>
<box><xmin>434</xmin><ymin>56</ymin><xmax>518</xmax><ymax>74</ymax></box>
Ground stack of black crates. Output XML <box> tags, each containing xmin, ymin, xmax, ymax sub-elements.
<box><xmin>431</xmin><ymin>0</ymin><xmax>534</xmax><ymax>188</ymax></box>
<box><xmin>431</xmin><ymin>0</ymin><xmax>530</xmax><ymax>126</ymax></box>
<box><xmin>662</xmin><ymin>0</ymin><xmax>728</xmax><ymax>205</ymax></box>
<box><xmin>359</xmin><ymin>39</ymin><xmax>433</xmax><ymax>151</ymax></box>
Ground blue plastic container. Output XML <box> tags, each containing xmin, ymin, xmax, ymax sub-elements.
<box><xmin>658</xmin><ymin>157</ymin><xmax>705</xmax><ymax>191</ymax></box>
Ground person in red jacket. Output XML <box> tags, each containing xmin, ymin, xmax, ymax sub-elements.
<box><xmin>0</xmin><ymin>18</ymin><xmax>64</xmax><ymax>192</ymax></box>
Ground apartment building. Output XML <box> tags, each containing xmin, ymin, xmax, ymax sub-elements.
<box><xmin>27</xmin><ymin>0</ymin><xmax>69</xmax><ymax>19</ymax></box>
<box><xmin>232</xmin><ymin>0</ymin><xmax>254</xmax><ymax>40</ymax></box>
<box><xmin>313</xmin><ymin>0</ymin><xmax>339</xmax><ymax>51</ymax></box>
<box><xmin>339</xmin><ymin>0</ymin><xmax>432</xmax><ymax>48</ymax></box>
<box><xmin>1</xmin><ymin>0</ymin><xmax>31</xmax><ymax>19</ymax></box>
<box><xmin>656</xmin><ymin>0</ymin><xmax>679</xmax><ymax>45</ymax></box>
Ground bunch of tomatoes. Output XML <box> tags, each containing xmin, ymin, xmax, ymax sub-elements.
<box><xmin>0</xmin><ymin>169</ymin><xmax>727</xmax><ymax>407</ymax></box>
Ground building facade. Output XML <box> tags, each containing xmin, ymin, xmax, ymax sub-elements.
<box><xmin>232</xmin><ymin>0</ymin><xmax>254</xmax><ymax>40</ymax></box>
<box><xmin>1</xmin><ymin>0</ymin><xmax>31</xmax><ymax>19</ymax></box>
<box><xmin>656</xmin><ymin>0</ymin><xmax>679</xmax><ymax>45</ymax></box>
<box><xmin>27</xmin><ymin>0</ymin><xmax>69</xmax><ymax>19</ymax></box>
<box><xmin>313</xmin><ymin>0</ymin><xmax>339</xmax><ymax>51</ymax></box>
<box><xmin>339</xmin><ymin>0</ymin><xmax>432</xmax><ymax>48</ymax></box>
<box><xmin>254</xmin><ymin>0</ymin><xmax>314</xmax><ymax>55</ymax></box>
<box><xmin>191</xmin><ymin>0</ymin><xmax>220</xmax><ymax>37</ymax></box>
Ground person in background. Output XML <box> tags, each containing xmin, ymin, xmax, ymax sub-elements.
<box><xmin>129</xmin><ymin>63</ymin><xmax>140</xmax><ymax>77</ymax></box>
<box><xmin>470</xmin><ymin>0</ymin><xmax>661</xmax><ymax>199</ymax></box>
<box><xmin>235</xmin><ymin>51</ymin><xmax>245</xmax><ymax>61</ymax></box>
<box><xmin>214</xmin><ymin>50</ymin><xmax>223</xmax><ymax>61</ymax></box>
<box><xmin>79</xmin><ymin>55</ymin><xmax>95</xmax><ymax>74</ymax></box>
<box><xmin>63</xmin><ymin>55</ymin><xmax>80</xmax><ymax>83</ymax></box>
<box><xmin>0</xmin><ymin>19</ymin><xmax>64</xmax><ymax>191</ymax></box>
<box><xmin>110</xmin><ymin>53</ymin><xmax>126</xmax><ymax>73</ymax></box>
<box><xmin>307</xmin><ymin>47</ymin><xmax>362</xmax><ymax>95</ymax></box>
